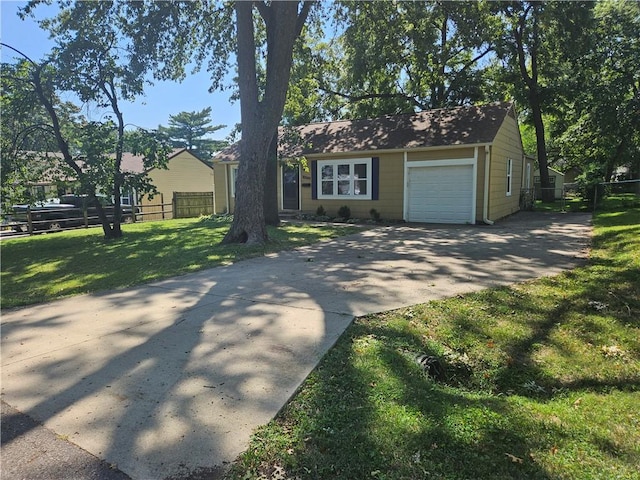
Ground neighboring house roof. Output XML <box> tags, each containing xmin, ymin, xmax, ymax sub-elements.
<box><xmin>215</xmin><ymin>101</ymin><xmax>516</xmax><ymax>163</ymax></box>
<box><xmin>121</xmin><ymin>148</ymin><xmax>211</xmax><ymax>174</ymax></box>
<box><xmin>22</xmin><ymin>148</ymin><xmax>208</xmax><ymax>180</ymax></box>
<box><xmin>17</xmin><ymin>152</ymin><xmax>76</xmax><ymax>185</ymax></box>
<box><xmin>120</xmin><ymin>152</ymin><xmax>146</xmax><ymax>174</ymax></box>
<box><xmin>534</xmin><ymin>167</ymin><xmax>565</xmax><ymax>176</ymax></box>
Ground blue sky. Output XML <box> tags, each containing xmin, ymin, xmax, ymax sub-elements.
<box><xmin>1</xmin><ymin>1</ymin><xmax>240</xmax><ymax>140</ymax></box>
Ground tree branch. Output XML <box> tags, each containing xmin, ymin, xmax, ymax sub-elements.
<box><xmin>255</xmin><ymin>1</ymin><xmax>271</xmax><ymax>28</ymax></box>
<box><xmin>295</xmin><ymin>1</ymin><xmax>313</xmax><ymax>37</ymax></box>
<box><xmin>319</xmin><ymin>85</ymin><xmax>424</xmax><ymax>110</ymax></box>
<box><xmin>1</xmin><ymin>42</ymin><xmax>38</xmax><ymax>66</ymax></box>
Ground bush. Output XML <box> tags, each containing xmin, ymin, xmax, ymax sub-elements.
<box><xmin>369</xmin><ymin>208</ymin><xmax>382</xmax><ymax>222</ymax></box>
<box><xmin>316</xmin><ymin>205</ymin><xmax>326</xmax><ymax>216</ymax></box>
<box><xmin>337</xmin><ymin>205</ymin><xmax>351</xmax><ymax>220</ymax></box>
<box><xmin>576</xmin><ymin>165</ymin><xmax>607</xmax><ymax>206</ymax></box>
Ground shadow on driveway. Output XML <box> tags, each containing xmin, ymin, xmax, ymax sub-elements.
<box><xmin>0</xmin><ymin>211</ymin><xmax>592</xmax><ymax>479</ymax></box>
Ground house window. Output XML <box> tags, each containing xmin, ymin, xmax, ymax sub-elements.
<box><xmin>506</xmin><ymin>158</ymin><xmax>513</xmax><ymax>196</ymax></box>
<box><xmin>30</xmin><ymin>185</ymin><xmax>46</xmax><ymax>202</ymax></box>
<box><xmin>120</xmin><ymin>191</ymin><xmax>132</xmax><ymax>206</ymax></box>
<box><xmin>317</xmin><ymin>158</ymin><xmax>371</xmax><ymax>200</ymax></box>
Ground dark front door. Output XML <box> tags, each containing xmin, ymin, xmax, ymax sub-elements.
<box><xmin>282</xmin><ymin>165</ymin><xmax>300</xmax><ymax>210</ymax></box>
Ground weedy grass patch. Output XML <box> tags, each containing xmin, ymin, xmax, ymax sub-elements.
<box><xmin>0</xmin><ymin>217</ymin><xmax>360</xmax><ymax>309</ymax></box>
<box><xmin>227</xmin><ymin>201</ymin><xmax>640</xmax><ymax>480</ymax></box>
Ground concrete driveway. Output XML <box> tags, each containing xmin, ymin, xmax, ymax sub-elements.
<box><xmin>1</xmin><ymin>212</ymin><xmax>592</xmax><ymax>479</ymax></box>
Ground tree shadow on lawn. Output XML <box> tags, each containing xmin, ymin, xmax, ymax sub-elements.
<box><xmin>2</xmin><ymin>211</ymin><xmax>600</xmax><ymax>479</ymax></box>
<box><xmin>241</xmin><ymin>318</ymin><xmax>556</xmax><ymax>479</ymax></box>
<box><xmin>244</xmin><ymin>297</ymin><xmax>639</xmax><ymax>480</ymax></box>
<box><xmin>1</xmin><ymin>218</ymin><xmax>353</xmax><ymax>309</ymax></box>
<box><xmin>231</xmin><ymin>213</ymin><xmax>639</xmax><ymax>479</ymax></box>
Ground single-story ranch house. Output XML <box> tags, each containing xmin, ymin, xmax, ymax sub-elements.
<box><xmin>122</xmin><ymin>148</ymin><xmax>215</xmax><ymax>219</ymax></box>
<box><xmin>19</xmin><ymin>148</ymin><xmax>214</xmax><ymax>220</ymax></box>
<box><xmin>213</xmin><ymin>102</ymin><xmax>533</xmax><ymax>224</ymax></box>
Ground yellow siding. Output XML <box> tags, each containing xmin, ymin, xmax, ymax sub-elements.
<box><xmin>142</xmin><ymin>151</ymin><xmax>214</xmax><ymax>220</ymax></box>
<box><xmin>213</xmin><ymin>161</ymin><xmax>235</xmax><ymax>214</ymax></box>
<box><xmin>476</xmin><ymin>147</ymin><xmax>487</xmax><ymax>221</ymax></box>
<box><xmin>301</xmin><ymin>152</ymin><xmax>405</xmax><ymax>219</ymax></box>
<box><xmin>300</xmin><ymin>146</ymin><xmax>488</xmax><ymax>222</ymax></box>
<box><xmin>406</xmin><ymin>147</ymin><xmax>475</xmax><ymax>162</ymax></box>
<box><xmin>488</xmin><ymin>115</ymin><xmax>525</xmax><ymax>221</ymax></box>
<box><xmin>212</xmin><ymin>115</ymin><xmax>524</xmax><ymax>224</ymax></box>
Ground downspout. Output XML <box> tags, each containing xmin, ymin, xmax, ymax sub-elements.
<box><xmin>402</xmin><ymin>150</ymin><xmax>408</xmax><ymax>221</ymax></box>
<box><xmin>483</xmin><ymin>145</ymin><xmax>494</xmax><ymax>225</ymax></box>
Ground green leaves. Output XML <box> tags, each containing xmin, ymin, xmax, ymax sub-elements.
<box><xmin>157</xmin><ymin>107</ymin><xmax>227</xmax><ymax>159</ymax></box>
<box><xmin>321</xmin><ymin>1</ymin><xmax>498</xmax><ymax>117</ymax></box>
<box><xmin>554</xmin><ymin>0</ymin><xmax>640</xmax><ymax>183</ymax></box>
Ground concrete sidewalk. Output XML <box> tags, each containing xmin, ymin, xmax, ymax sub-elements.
<box><xmin>1</xmin><ymin>212</ymin><xmax>592</xmax><ymax>479</ymax></box>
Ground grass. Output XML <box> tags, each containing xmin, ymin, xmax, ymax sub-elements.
<box><xmin>0</xmin><ymin>216</ymin><xmax>360</xmax><ymax>309</ymax></box>
<box><xmin>534</xmin><ymin>193</ymin><xmax>640</xmax><ymax>213</ymax></box>
<box><xmin>226</xmin><ymin>199</ymin><xmax>640</xmax><ymax>480</ymax></box>
<box><xmin>533</xmin><ymin>196</ymin><xmax>589</xmax><ymax>213</ymax></box>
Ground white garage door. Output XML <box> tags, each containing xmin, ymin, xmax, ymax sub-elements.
<box><xmin>407</xmin><ymin>164</ymin><xmax>475</xmax><ymax>224</ymax></box>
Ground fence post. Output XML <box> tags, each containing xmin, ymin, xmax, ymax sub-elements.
<box><xmin>172</xmin><ymin>192</ymin><xmax>177</xmax><ymax>219</ymax></box>
<box><xmin>27</xmin><ymin>206</ymin><xmax>33</xmax><ymax>235</ymax></box>
<box><xmin>161</xmin><ymin>193</ymin><xmax>165</xmax><ymax>220</ymax></box>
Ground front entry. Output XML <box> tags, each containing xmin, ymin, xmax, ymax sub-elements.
<box><xmin>282</xmin><ymin>165</ymin><xmax>300</xmax><ymax>210</ymax></box>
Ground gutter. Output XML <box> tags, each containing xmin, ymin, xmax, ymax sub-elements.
<box><xmin>483</xmin><ymin>145</ymin><xmax>494</xmax><ymax>225</ymax></box>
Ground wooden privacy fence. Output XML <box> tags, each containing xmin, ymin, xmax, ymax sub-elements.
<box><xmin>173</xmin><ymin>192</ymin><xmax>215</xmax><ymax>219</ymax></box>
<box><xmin>137</xmin><ymin>192</ymin><xmax>214</xmax><ymax>221</ymax></box>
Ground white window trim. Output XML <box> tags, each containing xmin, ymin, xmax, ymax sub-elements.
<box><xmin>506</xmin><ymin>158</ymin><xmax>513</xmax><ymax>197</ymax></box>
<box><xmin>230</xmin><ymin>165</ymin><xmax>239</xmax><ymax>197</ymax></box>
<box><xmin>317</xmin><ymin>158</ymin><xmax>372</xmax><ymax>200</ymax></box>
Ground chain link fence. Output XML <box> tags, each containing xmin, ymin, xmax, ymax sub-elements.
<box><xmin>593</xmin><ymin>179</ymin><xmax>640</xmax><ymax>212</ymax></box>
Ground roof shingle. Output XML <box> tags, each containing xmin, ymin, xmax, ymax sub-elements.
<box><xmin>215</xmin><ymin>102</ymin><xmax>515</xmax><ymax>162</ymax></box>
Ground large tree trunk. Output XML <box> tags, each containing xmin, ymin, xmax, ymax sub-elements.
<box><xmin>222</xmin><ymin>1</ymin><xmax>310</xmax><ymax>245</ymax></box>
<box><xmin>514</xmin><ymin>2</ymin><xmax>554</xmax><ymax>203</ymax></box>
<box><xmin>530</xmin><ymin>92</ymin><xmax>553</xmax><ymax>202</ymax></box>
<box><xmin>264</xmin><ymin>132</ymin><xmax>280</xmax><ymax>226</ymax></box>
<box><xmin>226</xmin><ymin>129</ymin><xmax>271</xmax><ymax>244</ymax></box>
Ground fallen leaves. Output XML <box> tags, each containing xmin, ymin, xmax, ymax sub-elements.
<box><xmin>505</xmin><ymin>453</ymin><xmax>523</xmax><ymax>464</ymax></box>
<box><xmin>601</xmin><ymin>344</ymin><xmax>626</xmax><ymax>358</ymax></box>
<box><xmin>588</xmin><ymin>300</ymin><xmax>608</xmax><ymax>312</ymax></box>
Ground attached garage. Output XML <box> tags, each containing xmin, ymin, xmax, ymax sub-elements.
<box><xmin>405</xmin><ymin>159</ymin><xmax>476</xmax><ymax>224</ymax></box>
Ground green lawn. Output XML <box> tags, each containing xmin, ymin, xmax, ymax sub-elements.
<box><xmin>533</xmin><ymin>197</ymin><xmax>589</xmax><ymax>212</ymax></box>
<box><xmin>0</xmin><ymin>217</ymin><xmax>359</xmax><ymax>309</ymax></box>
<box><xmin>226</xmin><ymin>201</ymin><xmax>640</xmax><ymax>480</ymax></box>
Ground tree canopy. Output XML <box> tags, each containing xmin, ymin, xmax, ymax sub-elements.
<box><xmin>554</xmin><ymin>0</ymin><xmax>640</xmax><ymax>191</ymax></box>
<box><xmin>5</xmin><ymin>0</ymin><xmax>639</xmax><ymax>239</ymax></box>
<box><xmin>157</xmin><ymin>107</ymin><xmax>227</xmax><ymax>160</ymax></box>
<box><xmin>5</xmin><ymin>1</ymin><xmax>172</xmax><ymax>239</ymax></box>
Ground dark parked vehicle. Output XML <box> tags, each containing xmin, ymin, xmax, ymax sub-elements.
<box><xmin>11</xmin><ymin>195</ymin><xmax>137</xmax><ymax>232</ymax></box>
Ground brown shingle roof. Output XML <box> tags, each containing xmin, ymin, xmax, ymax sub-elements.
<box><xmin>215</xmin><ymin>102</ymin><xmax>515</xmax><ymax>162</ymax></box>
